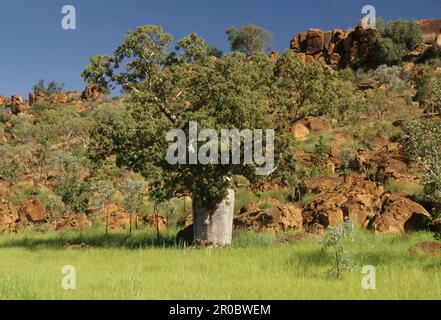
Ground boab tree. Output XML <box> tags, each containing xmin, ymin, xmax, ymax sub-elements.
<box><xmin>82</xmin><ymin>25</ymin><xmax>297</xmax><ymax>245</ymax></box>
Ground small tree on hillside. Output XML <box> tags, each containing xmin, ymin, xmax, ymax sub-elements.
<box><xmin>404</xmin><ymin>119</ymin><xmax>441</xmax><ymax>212</ymax></box>
<box><xmin>33</xmin><ymin>79</ymin><xmax>65</xmax><ymax>96</ymax></box>
<box><xmin>226</xmin><ymin>24</ymin><xmax>272</xmax><ymax>56</ymax></box>
<box><xmin>369</xmin><ymin>19</ymin><xmax>422</xmax><ymax>67</ymax></box>
<box><xmin>323</xmin><ymin>219</ymin><xmax>357</xmax><ymax>280</ymax></box>
<box><xmin>382</xmin><ymin>19</ymin><xmax>423</xmax><ymax>51</ymax></box>
<box><xmin>414</xmin><ymin>66</ymin><xmax>441</xmax><ymax>115</ymax></box>
<box><xmin>122</xmin><ymin>176</ymin><xmax>144</xmax><ymax>235</ymax></box>
<box><xmin>90</xmin><ymin>180</ymin><xmax>116</xmax><ymax>236</ymax></box>
<box><xmin>369</xmin><ymin>38</ymin><xmax>407</xmax><ymax>67</ymax></box>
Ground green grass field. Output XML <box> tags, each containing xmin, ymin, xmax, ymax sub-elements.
<box><xmin>0</xmin><ymin>229</ymin><xmax>440</xmax><ymax>300</ymax></box>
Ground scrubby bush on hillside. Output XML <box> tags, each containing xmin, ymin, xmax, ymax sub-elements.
<box><xmin>226</xmin><ymin>24</ymin><xmax>272</xmax><ymax>56</ymax></box>
<box><xmin>404</xmin><ymin>119</ymin><xmax>441</xmax><ymax>213</ymax></box>
<box><xmin>417</xmin><ymin>43</ymin><xmax>441</xmax><ymax>64</ymax></box>
<box><xmin>382</xmin><ymin>19</ymin><xmax>423</xmax><ymax>51</ymax></box>
<box><xmin>323</xmin><ymin>219</ymin><xmax>357</xmax><ymax>280</ymax></box>
<box><xmin>414</xmin><ymin>66</ymin><xmax>441</xmax><ymax>114</ymax></box>
<box><xmin>369</xmin><ymin>38</ymin><xmax>407</xmax><ymax>67</ymax></box>
<box><xmin>369</xmin><ymin>19</ymin><xmax>422</xmax><ymax>67</ymax></box>
<box><xmin>33</xmin><ymin>79</ymin><xmax>65</xmax><ymax>96</ymax></box>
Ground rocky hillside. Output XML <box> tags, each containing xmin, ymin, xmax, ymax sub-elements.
<box><xmin>290</xmin><ymin>19</ymin><xmax>441</xmax><ymax>68</ymax></box>
<box><xmin>1</xmin><ymin>18</ymin><xmax>441</xmax><ymax>243</ymax></box>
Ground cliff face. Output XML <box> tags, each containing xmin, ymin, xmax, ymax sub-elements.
<box><xmin>417</xmin><ymin>19</ymin><xmax>441</xmax><ymax>44</ymax></box>
<box><xmin>290</xmin><ymin>19</ymin><xmax>441</xmax><ymax>69</ymax></box>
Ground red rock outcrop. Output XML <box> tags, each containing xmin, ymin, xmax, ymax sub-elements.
<box><xmin>145</xmin><ymin>214</ymin><xmax>167</xmax><ymax>231</ymax></box>
<box><xmin>0</xmin><ymin>95</ymin><xmax>7</xmax><ymax>108</ymax></box>
<box><xmin>417</xmin><ymin>19</ymin><xmax>441</xmax><ymax>45</ymax></box>
<box><xmin>302</xmin><ymin>174</ymin><xmax>432</xmax><ymax>234</ymax></box>
<box><xmin>368</xmin><ymin>194</ymin><xmax>431</xmax><ymax>234</ymax></box>
<box><xmin>28</xmin><ymin>92</ymin><xmax>46</xmax><ymax>106</ymax></box>
<box><xmin>51</xmin><ymin>92</ymin><xmax>69</xmax><ymax>104</ymax></box>
<box><xmin>18</xmin><ymin>197</ymin><xmax>47</xmax><ymax>223</ymax></box>
<box><xmin>0</xmin><ymin>200</ymin><xmax>19</xmax><ymax>230</ymax></box>
<box><xmin>56</xmin><ymin>213</ymin><xmax>92</xmax><ymax>231</ymax></box>
<box><xmin>290</xmin><ymin>19</ymin><xmax>441</xmax><ymax>69</ymax></box>
<box><xmin>82</xmin><ymin>83</ymin><xmax>104</xmax><ymax>102</ymax></box>
<box><xmin>290</xmin><ymin>21</ymin><xmax>378</xmax><ymax>69</ymax></box>
<box><xmin>234</xmin><ymin>200</ymin><xmax>303</xmax><ymax>234</ymax></box>
<box><xmin>302</xmin><ymin>174</ymin><xmax>384</xmax><ymax>228</ymax></box>
<box><xmin>10</xmin><ymin>95</ymin><xmax>28</xmax><ymax>114</ymax></box>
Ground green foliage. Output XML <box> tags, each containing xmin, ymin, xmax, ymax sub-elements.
<box><xmin>414</xmin><ymin>66</ymin><xmax>441</xmax><ymax>114</ymax></box>
<box><xmin>226</xmin><ymin>24</ymin><xmax>272</xmax><ymax>56</ymax></box>
<box><xmin>122</xmin><ymin>176</ymin><xmax>144</xmax><ymax>214</ymax></box>
<box><xmin>300</xmin><ymin>193</ymin><xmax>315</xmax><ymax>207</ymax></box>
<box><xmin>7</xmin><ymin>185</ymin><xmax>38</xmax><ymax>205</ymax></box>
<box><xmin>322</xmin><ymin>219</ymin><xmax>357</xmax><ymax>279</ymax></box>
<box><xmin>369</xmin><ymin>37</ymin><xmax>407</xmax><ymax>67</ymax></box>
<box><xmin>382</xmin><ymin>19</ymin><xmax>423</xmax><ymax>51</ymax></box>
<box><xmin>340</xmin><ymin>150</ymin><xmax>354</xmax><ymax>177</ymax></box>
<box><xmin>374</xmin><ymin>65</ymin><xmax>409</xmax><ymax>94</ymax></box>
<box><xmin>311</xmin><ymin>136</ymin><xmax>330</xmax><ymax>166</ymax></box>
<box><xmin>206</xmin><ymin>44</ymin><xmax>223</xmax><ymax>58</ymax></box>
<box><xmin>364</xmin><ymin>89</ymin><xmax>389</xmax><ymax>120</ymax></box>
<box><xmin>83</xmin><ymin>25</ymin><xmax>298</xmax><ymax>208</ymax></box>
<box><xmin>32</xmin><ymin>79</ymin><xmax>65</xmax><ymax>96</ymax></box>
<box><xmin>369</xmin><ymin>19</ymin><xmax>422</xmax><ymax>67</ymax></box>
<box><xmin>403</xmin><ymin>119</ymin><xmax>441</xmax><ymax>212</ymax></box>
<box><xmin>0</xmin><ymin>154</ymin><xmax>20</xmax><ymax>184</ymax></box>
<box><xmin>417</xmin><ymin>43</ymin><xmax>441</xmax><ymax>64</ymax></box>
<box><xmin>257</xmin><ymin>202</ymin><xmax>273</xmax><ymax>210</ymax></box>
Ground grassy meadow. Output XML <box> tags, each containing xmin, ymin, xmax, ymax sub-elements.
<box><xmin>0</xmin><ymin>228</ymin><xmax>440</xmax><ymax>300</ymax></box>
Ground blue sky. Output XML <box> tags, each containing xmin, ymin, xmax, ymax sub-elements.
<box><xmin>0</xmin><ymin>0</ymin><xmax>440</xmax><ymax>97</ymax></box>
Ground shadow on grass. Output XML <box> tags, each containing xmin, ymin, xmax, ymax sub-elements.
<box><xmin>0</xmin><ymin>229</ymin><xmax>180</xmax><ymax>250</ymax></box>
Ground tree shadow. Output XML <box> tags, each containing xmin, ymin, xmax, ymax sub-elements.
<box><xmin>0</xmin><ymin>230</ymin><xmax>180</xmax><ymax>250</ymax></box>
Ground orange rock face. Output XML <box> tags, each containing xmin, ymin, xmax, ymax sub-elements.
<box><xmin>234</xmin><ymin>200</ymin><xmax>303</xmax><ymax>234</ymax></box>
<box><xmin>417</xmin><ymin>19</ymin><xmax>441</xmax><ymax>44</ymax></box>
<box><xmin>301</xmin><ymin>174</ymin><xmax>431</xmax><ymax>234</ymax></box>
<box><xmin>290</xmin><ymin>22</ymin><xmax>377</xmax><ymax>69</ymax></box>
<box><xmin>82</xmin><ymin>83</ymin><xmax>104</xmax><ymax>102</ymax></box>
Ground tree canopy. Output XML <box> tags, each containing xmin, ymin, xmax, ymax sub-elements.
<box><xmin>82</xmin><ymin>25</ymin><xmax>297</xmax><ymax>207</ymax></box>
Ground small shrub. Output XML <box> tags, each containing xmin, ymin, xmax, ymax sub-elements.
<box><xmin>322</xmin><ymin>219</ymin><xmax>357</xmax><ymax>280</ymax></box>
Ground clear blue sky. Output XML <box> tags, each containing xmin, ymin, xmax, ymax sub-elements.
<box><xmin>0</xmin><ymin>0</ymin><xmax>440</xmax><ymax>97</ymax></box>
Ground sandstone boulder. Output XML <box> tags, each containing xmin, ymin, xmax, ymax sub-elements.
<box><xmin>146</xmin><ymin>214</ymin><xmax>167</xmax><ymax>231</ymax></box>
<box><xmin>0</xmin><ymin>200</ymin><xmax>19</xmax><ymax>230</ymax></box>
<box><xmin>82</xmin><ymin>83</ymin><xmax>104</xmax><ymax>102</ymax></box>
<box><xmin>99</xmin><ymin>204</ymin><xmax>132</xmax><ymax>230</ymax></box>
<box><xmin>19</xmin><ymin>198</ymin><xmax>47</xmax><ymax>223</ymax></box>
<box><xmin>307</xmin><ymin>117</ymin><xmax>330</xmax><ymax>133</ymax></box>
<box><xmin>417</xmin><ymin>19</ymin><xmax>441</xmax><ymax>44</ymax></box>
<box><xmin>306</xmin><ymin>29</ymin><xmax>325</xmax><ymax>55</ymax></box>
<box><xmin>51</xmin><ymin>92</ymin><xmax>69</xmax><ymax>104</ymax></box>
<box><xmin>10</xmin><ymin>95</ymin><xmax>28</xmax><ymax>114</ymax></box>
<box><xmin>234</xmin><ymin>200</ymin><xmax>303</xmax><ymax>234</ymax></box>
<box><xmin>368</xmin><ymin>194</ymin><xmax>431</xmax><ymax>234</ymax></box>
<box><xmin>55</xmin><ymin>213</ymin><xmax>92</xmax><ymax>231</ymax></box>
<box><xmin>0</xmin><ymin>95</ymin><xmax>6</xmax><ymax>108</ymax></box>
<box><xmin>28</xmin><ymin>92</ymin><xmax>46</xmax><ymax>106</ymax></box>
<box><xmin>292</xmin><ymin>122</ymin><xmax>310</xmax><ymax>140</ymax></box>
<box><xmin>302</xmin><ymin>174</ymin><xmax>384</xmax><ymax>229</ymax></box>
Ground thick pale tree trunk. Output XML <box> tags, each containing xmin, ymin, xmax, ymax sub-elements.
<box><xmin>192</xmin><ymin>188</ymin><xmax>235</xmax><ymax>246</ymax></box>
